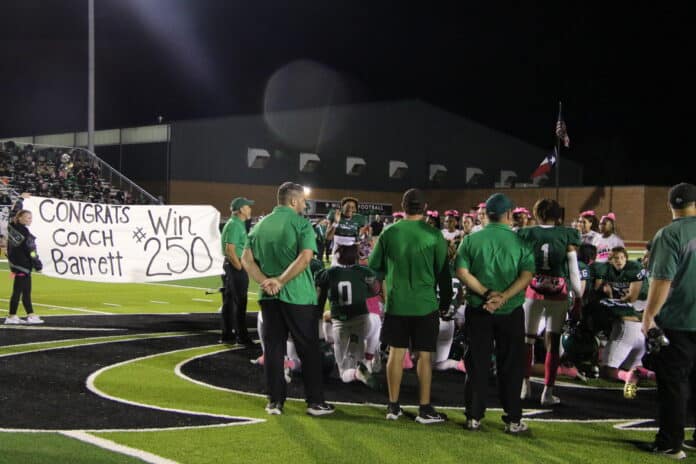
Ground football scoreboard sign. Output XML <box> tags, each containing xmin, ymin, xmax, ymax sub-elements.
<box><xmin>306</xmin><ymin>199</ymin><xmax>392</xmax><ymax>216</ymax></box>
<box><xmin>24</xmin><ymin>196</ymin><xmax>224</xmax><ymax>283</ymax></box>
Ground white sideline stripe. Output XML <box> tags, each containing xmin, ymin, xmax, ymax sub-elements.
<box><xmin>86</xmin><ymin>346</ymin><xmax>265</xmax><ymax>427</ymax></box>
<box><xmin>192</xmin><ymin>298</ymin><xmax>212</xmax><ymax>302</ymax></box>
<box><xmin>0</xmin><ymin>270</ymin><xmax>258</xmax><ymax>298</ymax></box>
<box><xmin>150</xmin><ymin>301</ymin><xmax>169</xmax><ymax>304</ymax></box>
<box><xmin>61</xmin><ymin>431</ymin><xmax>179</xmax><ymax>464</ymax></box>
<box><xmin>0</xmin><ymin>326</ymin><xmax>123</xmax><ymax>332</ymax></box>
<box><xmin>0</xmin><ymin>298</ymin><xmax>112</xmax><ymax>314</ymax></box>
<box><xmin>0</xmin><ymin>332</ymin><xmax>197</xmax><ymax>358</ymax></box>
<box><xmin>103</xmin><ymin>303</ymin><xmax>121</xmax><ymax>307</ymax></box>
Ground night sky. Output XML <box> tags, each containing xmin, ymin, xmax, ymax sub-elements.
<box><xmin>1</xmin><ymin>1</ymin><xmax>693</xmax><ymax>186</ymax></box>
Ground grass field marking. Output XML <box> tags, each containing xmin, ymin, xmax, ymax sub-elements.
<box><xmin>87</xmin><ymin>345</ymin><xmax>266</xmax><ymax>427</ymax></box>
<box><xmin>103</xmin><ymin>303</ymin><xmax>122</xmax><ymax>307</ymax></box>
<box><xmin>191</xmin><ymin>298</ymin><xmax>212</xmax><ymax>302</ymax></box>
<box><xmin>0</xmin><ymin>332</ymin><xmax>199</xmax><ymax>358</ymax></box>
<box><xmin>61</xmin><ymin>431</ymin><xmax>179</xmax><ymax>464</ymax></box>
<box><xmin>150</xmin><ymin>301</ymin><xmax>170</xmax><ymax>304</ymax></box>
<box><xmin>0</xmin><ymin>325</ymin><xmax>124</xmax><ymax>332</ymax></box>
<box><xmin>0</xmin><ymin>298</ymin><xmax>113</xmax><ymax>315</ymax></box>
<box><xmin>530</xmin><ymin>376</ymin><xmax>657</xmax><ymax>392</ymax></box>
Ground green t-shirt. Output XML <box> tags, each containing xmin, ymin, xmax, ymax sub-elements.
<box><xmin>650</xmin><ymin>216</ymin><xmax>696</xmax><ymax>331</ymax></box>
<box><xmin>245</xmin><ymin>206</ymin><xmax>318</xmax><ymax>305</ymax></box>
<box><xmin>315</xmin><ymin>265</ymin><xmax>376</xmax><ymax>321</ymax></box>
<box><xmin>220</xmin><ymin>215</ymin><xmax>247</xmax><ymax>260</ymax></box>
<box><xmin>368</xmin><ymin>219</ymin><xmax>452</xmax><ymax>316</ymax></box>
<box><xmin>456</xmin><ymin>222</ymin><xmax>535</xmax><ymax>314</ymax></box>
<box><xmin>517</xmin><ymin>226</ymin><xmax>581</xmax><ymax>278</ymax></box>
<box><xmin>328</xmin><ymin>210</ymin><xmax>367</xmax><ymax>246</ymax></box>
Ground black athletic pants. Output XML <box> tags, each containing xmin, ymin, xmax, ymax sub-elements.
<box><xmin>654</xmin><ymin>329</ymin><xmax>696</xmax><ymax>450</ymax></box>
<box><xmin>9</xmin><ymin>273</ymin><xmax>34</xmax><ymax>315</ymax></box>
<box><xmin>464</xmin><ymin>305</ymin><xmax>525</xmax><ymax>423</ymax></box>
<box><xmin>260</xmin><ymin>299</ymin><xmax>324</xmax><ymax>405</ymax></box>
<box><xmin>221</xmin><ymin>261</ymin><xmax>249</xmax><ymax>341</ymax></box>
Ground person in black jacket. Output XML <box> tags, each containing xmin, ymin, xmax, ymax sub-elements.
<box><xmin>5</xmin><ymin>209</ymin><xmax>44</xmax><ymax>324</ymax></box>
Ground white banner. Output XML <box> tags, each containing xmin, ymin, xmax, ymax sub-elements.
<box><xmin>23</xmin><ymin>197</ymin><xmax>225</xmax><ymax>283</ymax></box>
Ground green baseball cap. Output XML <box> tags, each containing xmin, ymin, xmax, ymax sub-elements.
<box><xmin>485</xmin><ymin>193</ymin><xmax>514</xmax><ymax>216</ymax></box>
<box><xmin>230</xmin><ymin>197</ymin><xmax>255</xmax><ymax>211</ymax></box>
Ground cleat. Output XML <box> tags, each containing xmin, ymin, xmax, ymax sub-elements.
<box><xmin>415</xmin><ymin>405</ymin><xmax>447</xmax><ymax>425</ymax></box>
<box><xmin>307</xmin><ymin>402</ymin><xmax>335</xmax><ymax>416</ymax></box>
<box><xmin>642</xmin><ymin>443</ymin><xmax>686</xmax><ymax>460</ymax></box>
<box><xmin>3</xmin><ymin>315</ymin><xmax>25</xmax><ymax>325</ymax></box>
<box><xmin>265</xmin><ymin>402</ymin><xmax>283</xmax><ymax>415</ymax></box>
<box><xmin>386</xmin><ymin>403</ymin><xmax>403</xmax><ymax>420</ymax></box>
<box><xmin>623</xmin><ymin>382</ymin><xmax>638</xmax><ymax>400</ymax></box>
<box><xmin>466</xmin><ymin>418</ymin><xmax>481</xmax><ymax>431</ymax></box>
<box><xmin>541</xmin><ymin>386</ymin><xmax>560</xmax><ymax>406</ymax></box>
<box><xmin>505</xmin><ymin>421</ymin><xmax>529</xmax><ymax>434</ymax></box>
<box><xmin>26</xmin><ymin>314</ymin><xmax>44</xmax><ymax>324</ymax></box>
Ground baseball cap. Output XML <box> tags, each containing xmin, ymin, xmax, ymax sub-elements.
<box><xmin>230</xmin><ymin>197</ymin><xmax>255</xmax><ymax>211</ymax></box>
<box><xmin>485</xmin><ymin>193</ymin><xmax>514</xmax><ymax>216</ymax></box>
<box><xmin>668</xmin><ymin>182</ymin><xmax>696</xmax><ymax>209</ymax></box>
<box><xmin>402</xmin><ymin>188</ymin><xmax>426</xmax><ymax>211</ymax></box>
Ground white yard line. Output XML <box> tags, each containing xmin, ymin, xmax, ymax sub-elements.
<box><xmin>149</xmin><ymin>301</ymin><xmax>170</xmax><ymax>304</ymax></box>
<box><xmin>61</xmin><ymin>431</ymin><xmax>179</xmax><ymax>464</ymax></box>
<box><xmin>0</xmin><ymin>299</ymin><xmax>112</xmax><ymax>315</ymax></box>
<box><xmin>102</xmin><ymin>303</ymin><xmax>121</xmax><ymax>307</ymax></box>
<box><xmin>191</xmin><ymin>298</ymin><xmax>212</xmax><ymax>302</ymax></box>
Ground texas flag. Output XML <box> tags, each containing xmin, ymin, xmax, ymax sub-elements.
<box><xmin>530</xmin><ymin>147</ymin><xmax>557</xmax><ymax>179</ymax></box>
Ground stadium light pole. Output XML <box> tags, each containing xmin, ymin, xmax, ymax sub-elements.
<box><xmin>88</xmin><ymin>0</ymin><xmax>95</xmax><ymax>154</ymax></box>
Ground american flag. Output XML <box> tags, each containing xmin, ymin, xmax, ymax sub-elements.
<box><xmin>556</xmin><ymin>117</ymin><xmax>570</xmax><ymax>148</ymax></box>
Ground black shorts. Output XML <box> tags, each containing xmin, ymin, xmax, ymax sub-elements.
<box><xmin>381</xmin><ymin>310</ymin><xmax>439</xmax><ymax>352</ymax></box>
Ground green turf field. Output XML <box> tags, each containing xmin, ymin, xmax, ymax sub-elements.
<box><xmin>0</xmin><ymin>261</ymin><xmax>261</xmax><ymax>316</ymax></box>
<box><xmin>1</xmin><ymin>251</ymin><xmax>679</xmax><ymax>464</ymax></box>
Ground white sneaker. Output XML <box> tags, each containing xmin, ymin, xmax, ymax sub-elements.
<box><xmin>4</xmin><ymin>315</ymin><xmax>24</xmax><ymax>325</ymax></box>
<box><xmin>26</xmin><ymin>314</ymin><xmax>44</xmax><ymax>324</ymax></box>
<box><xmin>505</xmin><ymin>421</ymin><xmax>529</xmax><ymax>434</ymax></box>
<box><xmin>520</xmin><ymin>378</ymin><xmax>532</xmax><ymax>400</ymax></box>
<box><xmin>540</xmin><ymin>386</ymin><xmax>560</xmax><ymax>406</ymax></box>
<box><xmin>466</xmin><ymin>418</ymin><xmax>481</xmax><ymax>431</ymax></box>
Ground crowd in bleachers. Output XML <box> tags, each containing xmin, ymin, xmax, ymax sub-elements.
<box><xmin>0</xmin><ymin>141</ymin><xmax>149</xmax><ymax>206</ymax></box>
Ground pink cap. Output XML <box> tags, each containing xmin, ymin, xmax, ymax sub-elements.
<box><xmin>579</xmin><ymin>210</ymin><xmax>596</xmax><ymax>218</ymax></box>
<box><xmin>444</xmin><ymin>209</ymin><xmax>460</xmax><ymax>217</ymax></box>
<box><xmin>600</xmin><ymin>212</ymin><xmax>616</xmax><ymax>222</ymax></box>
<box><xmin>392</xmin><ymin>211</ymin><xmax>405</xmax><ymax>218</ymax></box>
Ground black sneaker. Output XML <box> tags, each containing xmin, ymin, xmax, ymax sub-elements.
<box><xmin>683</xmin><ymin>440</ymin><xmax>696</xmax><ymax>450</ymax></box>
<box><xmin>265</xmin><ymin>402</ymin><xmax>283</xmax><ymax>415</ymax></box>
<box><xmin>386</xmin><ymin>403</ymin><xmax>403</xmax><ymax>420</ymax></box>
<box><xmin>415</xmin><ymin>405</ymin><xmax>447</xmax><ymax>424</ymax></box>
<box><xmin>643</xmin><ymin>442</ymin><xmax>686</xmax><ymax>460</ymax></box>
<box><xmin>307</xmin><ymin>402</ymin><xmax>335</xmax><ymax>416</ymax></box>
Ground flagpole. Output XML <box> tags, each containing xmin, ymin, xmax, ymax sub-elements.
<box><xmin>555</xmin><ymin>101</ymin><xmax>562</xmax><ymax>202</ymax></box>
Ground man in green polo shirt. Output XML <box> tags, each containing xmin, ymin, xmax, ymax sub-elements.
<box><xmin>640</xmin><ymin>182</ymin><xmax>696</xmax><ymax>459</ymax></box>
<box><xmin>219</xmin><ymin>197</ymin><xmax>254</xmax><ymax>345</ymax></box>
<box><xmin>241</xmin><ymin>182</ymin><xmax>334</xmax><ymax>417</ymax></box>
<box><xmin>369</xmin><ymin>188</ymin><xmax>452</xmax><ymax>424</ymax></box>
<box><xmin>456</xmin><ymin>193</ymin><xmax>534</xmax><ymax>434</ymax></box>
